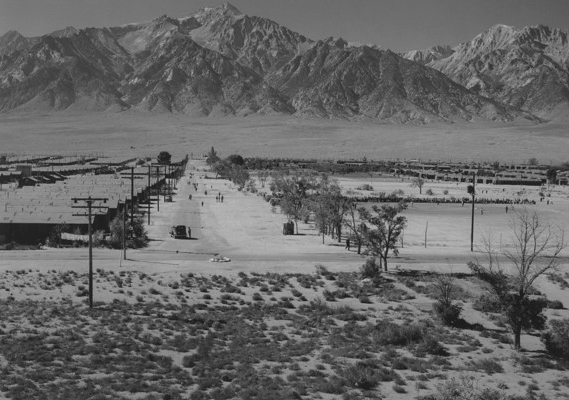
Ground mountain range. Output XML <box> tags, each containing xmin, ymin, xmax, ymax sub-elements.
<box><xmin>0</xmin><ymin>3</ymin><xmax>567</xmax><ymax>123</ymax></box>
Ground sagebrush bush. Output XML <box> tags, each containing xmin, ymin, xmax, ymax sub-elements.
<box><xmin>472</xmin><ymin>294</ymin><xmax>502</xmax><ymax>313</ymax></box>
<box><xmin>341</xmin><ymin>362</ymin><xmax>381</xmax><ymax>389</ymax></box>
<box><xmin>541</xmin><ymin>319</ymin><xmax>569</xmax><ymax>359</ymax></box>
<box><xmin>360</xmin><ymin>258</ymin><xmax>381</xmax><ymax>280</ymax></box>
<box><xmin>415</xmin><ymin>336</ymin><xmax>448</xmax><ymax>357</ymax></box>
<box><xmin>433</xmin><ymin>301</ymin><xmax>462</xmax><ymax>326</ymax></box>
<box><xmin>373</xmin><ymin>321</ymin><xmax>425</xmax><ymax>346</ymax></box>
<box><xmin>420</xmin><ymin>376</ymin><xmax>504</xmax><ymax>400</ymax></box>
<box><xmin>546</xmin><ymin>299</ymin><xmax>564</xmax><ymax>309</ymax></box>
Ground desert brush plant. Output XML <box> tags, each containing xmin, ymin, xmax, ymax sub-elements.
<box><xmin>541</xmin><ymin>318</ymin><xmax>569</xmax><ymax>359</ymax></box>
<box><xmin>431</xmin><ymin>274</ymin><xmax>463</xmax><ymax>326</ymax></box>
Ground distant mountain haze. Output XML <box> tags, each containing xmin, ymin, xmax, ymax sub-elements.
<box><xmin>0</xmin><ymin>3</ymin><xmax>567</xmax><ymax>123</ymax></box>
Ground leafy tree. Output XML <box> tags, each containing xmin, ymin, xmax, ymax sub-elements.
<box><xmin>528</xmin><ymin>157</ymin><xmax>539</xmax><ymax>166</ymax></box>
<box><xmin>360</xmin><ymin>202</ymin><xmax>407</xmax><ymax>271</ymax></box>
<box><xmin>157</xmin><ymin>151</ymin><xmax>172</xmax><ymax>165</ymax></box>
<box><xmin>227</xmin><ymin>154</ymin><xmax>244</xmax><ymax>166</ymax></box>
<box><xmin>326</xmin><ymin>183</ymin><xmax>351</xmax><ymax>243</ymax></box>
<box><xmin>411</xmin><ymin>176</ymin><xmax>425</xmax><ymax>194</ymax></box>
<box><xmin>546</xmin><ymin>168</ymin><xmax>557</xmax><ymax>186</ymax></box>
<box><xmin>310</xmin><ymin>176</ymin><xmax>350</xmax><ymax>243</ymax></box>
<box><xmin>109</xmin><ymin>211</ymin><xmax>148</xmax><ymax>249</ymax></box>
<box><xmin>48</xmin><ymin>222</ymin><xmax>69</xmax><ymax>248</ymax></box>
<box><xmin>228</xmin><ymin>166</ymin><xmax>250</xmax><ymax>190</ymax></box>
<box><xmin>213</xmin><ymin>159</ymin><xmax>250</xmax><ymax>189</ymax></box>
<box><xmin>272</xmin><ymin>169</ymin><xmax>316</xmax><ymax>234</ymax></box>
<box><xmin>206</xmin><ymin>147</ymin><xmax>220</xmax><ymax>166</ymax></box>
<box><xmin>212</xmin><ymin>159</ymin><xmax>232</xmax><ymax>178</ymax></box>
<box><xmin>311</xmin><ymin>185</ymin><xmax>332</xmax><ymax>244</ymax></box>
<box><xmin>469</xmin><ymin>208</ymin><xmax>565</xmax><ymax>349</ymax></box>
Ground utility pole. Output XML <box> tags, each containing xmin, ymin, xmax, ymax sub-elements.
<box><xmin>468</xmin><ymin>172</ymin><xmax>476</xmax><ymax>252</ymax></box>
<box><xmin>130</xmin><ymin>167</ymin><xmax>134</xmax><ymax>228</ymax></box>
<box><xmin>156</xmin><ymin>165</ymin><xmax>160</xmax><ymax>212</ymax></box>
<box><xmin>72</xmin><ymin>196</ymin><xmax>108</xmax><ymax>308</ymax></box>
<box><xmin>123</xmin><ymin>200</ymin><xmax>127</xmax><ymax>261</ymax></box>
<box><xmin>168</xmin><ymin>165</ymin><xmax>172</xmax><ymax>199</ymax></box>
<box><xmin>120</xmin><ymin>167</ymin><xmax>136</xmax><ymax>229</ymax></box>
<box><xmin>147</xmin><ymin>165</ymin><xmax>151</xmax><ymax>225</ymax></box>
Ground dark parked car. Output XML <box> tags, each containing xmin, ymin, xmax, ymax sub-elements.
<box><xmin>170</xmin><ymin>225</ymin><xmax>191</xmax><ymax>239</ymax></box>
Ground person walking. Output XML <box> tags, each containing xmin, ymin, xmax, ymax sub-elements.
<box><xmin>345</xmin><ymin>239</ymin><xmax>350</xmax><ymax>250</ymax></box>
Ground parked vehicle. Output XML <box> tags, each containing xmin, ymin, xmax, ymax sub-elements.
<box><xmin>170</xmin><ymin>225</ymin><xmax>190</xmax><ymax>239</ymax></box>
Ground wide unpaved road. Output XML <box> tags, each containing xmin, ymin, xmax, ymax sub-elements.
<box><xmin>0</xmin><ymin>162</ymin><xmax>367</xmax><ymax>275</ymax></box>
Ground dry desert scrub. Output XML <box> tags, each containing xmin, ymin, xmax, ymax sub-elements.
<box><xmin>0</xmin><ymin>268</ymin><xmax>566</xmax><ymax>399</ymax></box>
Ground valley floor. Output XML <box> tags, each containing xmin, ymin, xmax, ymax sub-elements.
<box><xmin>1</xmin><ymin>112</ymin><xmax>569</xmax><ymax>163</ymax></box>
<box><xmin>0</xmin><ymin>160</ymin><xmax>569</xmax><ymax>399</ymax></box>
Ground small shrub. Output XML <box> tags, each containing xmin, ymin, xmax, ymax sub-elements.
<box><xmin>546</xmin><ymin>299</ymin><xmax>564</xmax><ymax>309</ymax></box>
<box><xmin>433</xmin><ymin>301</ymin><xmax>462</xmax><ymax>326</ymax></box>
<box><xmin>373</xmin><ymin>321</ymin><xmax>424</xmax><ymax>346</ymax></box>
<box><xmin>323</xmin><ymin>290</ymin><xmax>336</xmax><ymax>302</ymax></box>
<box><xmin>392</xmin><ymin>384</ymin><xmax>406</xmax><ymax>393</ymax></box>
<box><xmin>542</xmin><ymin>318</ymin><xmax>569</xmax><ymax>359</ymax></box>
<box><xmin>428</xmin><ymin>376</ymin><xmax>504</xmax><ymax>400</ymax></box>
<box><xmin>472</xmin><ymin>294</ymin><xmax>502</xmax><ymax>313</ymax></box>
<box><xmin>360</xmin><ymin>258</ymin><xmax>381</xmax><ymax>280</ymax></box>
<box><xmin>469</xmin><ymin>358</ymin><xmax>504</xmax><ymax>374</ymax></box>
<box><xmin>342</xmin><ymin>362</ymin><xmax>381</xmax><ymax>390</ymax></box>
<box><xmin>415</xmin><ymin>336</ymin><xmax>448</xmax><ymax>357</ymax></box>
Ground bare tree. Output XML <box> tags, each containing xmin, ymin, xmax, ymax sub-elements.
<box><xmin>469</xmin><ymin>208</ymin><xmax>565</xmax><ymax>349</ymax></box>
<box><xmin>257</xmin><ymin>170</ymin><xmax>269</xmax><ymax>188</ymax></box>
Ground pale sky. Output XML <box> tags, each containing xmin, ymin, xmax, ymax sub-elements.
<box><xmin>1</xmin><ymin>0</ymin><xmax>568</xmax><ymax>52</ymax></box>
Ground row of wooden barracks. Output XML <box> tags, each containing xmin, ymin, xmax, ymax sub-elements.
<box><xmin>0</xmin><ymin>156</ymin><xmax>187</xmax><ymax>244</ymax></box>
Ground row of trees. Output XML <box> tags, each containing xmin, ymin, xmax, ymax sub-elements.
<box><xmin>270</xmin><ymin>167</ymin><xmax>568</xmax><ymax>351</ymax></box>
<box><xmin>207</xmin><ymin>147</ymin><xmax>250</xmax><ymax>190</ymax></box>
<box><xmin>270</xmin><ymin>168</ymin><xmax>407</xmax><ymax>271</ymax></box>
<box><xmin>47</xmin><ymin>211</ymin><xmax>147</xmax><ymax>249</ymax></box>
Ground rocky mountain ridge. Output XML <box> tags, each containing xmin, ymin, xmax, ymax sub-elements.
<box><xmin>403</xmin><ymin>24</ymin><xmax>569</xmax><ymax>119</ymax></box>
<box><xmin>0</xmin><ymin>3</ymin><xmax>566</xmax><ymax>123</ymax></box>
